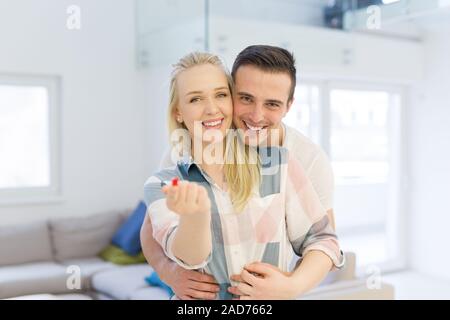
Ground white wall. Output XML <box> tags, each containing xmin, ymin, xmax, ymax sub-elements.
<box><xmin>141</xmin><ymin>65</ymin><xmax>172</xmax><ymax>171</ymax></box>
<box><xmin>408</xmin><ymin>28</ymin><xmax>450</xmax><ymax>280</ymax></box>
<box><xmin>0</xmin><ymin>0</ymin><xmax>149</xmax><ymax>225</ymax></box>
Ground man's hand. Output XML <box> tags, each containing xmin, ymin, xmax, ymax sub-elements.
<box><xmin>227</xmin><ymin>262</ymin><xmax>296</xmax><ymax>300</ymax></box>
<box><xmin>166</xmin><ymin>263</ymin><xmax>220</xmax><ymax>300</ymax></box>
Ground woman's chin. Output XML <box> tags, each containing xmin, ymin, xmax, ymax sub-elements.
<box><xmin>202</xmin><ymin>134</ymin><xmax>226</xmax><ymax>145</ymax></box>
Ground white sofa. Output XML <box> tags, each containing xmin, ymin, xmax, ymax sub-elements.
<box><xmin>0</xmin><ymin>210</ymin><xmax>394</xmax><ymax>300</ymax></box>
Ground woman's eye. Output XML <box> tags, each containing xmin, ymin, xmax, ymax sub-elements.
<box><xmin>190</xmin><ymin>97</ymin><xmax>201</xmax><ymax>103</ymax></box>
<box><xmin>217</xmin><ymin>92</ymin><xmax>228</xmax><ymax>98</ymax></box>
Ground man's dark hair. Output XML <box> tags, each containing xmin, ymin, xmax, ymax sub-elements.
<box><xmin>231</xmin><ymin>45</ymin><xmax>297</xmax><ymax>102</ymax></box>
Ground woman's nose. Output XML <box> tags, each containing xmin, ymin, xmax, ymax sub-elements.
<box><xmin>205</xmin><ymin>98</ymin><xmax>220</xmax><ymax>115</ymax></box>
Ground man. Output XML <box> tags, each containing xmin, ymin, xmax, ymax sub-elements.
<box><xmin>140</xmin><ymin>45</ymin><xmax>337</xmax><ymax>299</ymax></box>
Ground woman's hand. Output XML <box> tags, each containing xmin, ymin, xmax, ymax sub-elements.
<box><xmin>162</xmin><ymin>181</ymin><xmax>211</xmax><ymax>216</ymax></box>
<box><xmin>227</xmin><ymin>262</ymin><xmax>297</xmax><ymax>300</ymax></box>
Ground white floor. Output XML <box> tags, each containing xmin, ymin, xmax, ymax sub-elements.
<box><xmin>383</xmin><ymin>270</ymin><xmax>450</xmax><ymax>299</ymax></box>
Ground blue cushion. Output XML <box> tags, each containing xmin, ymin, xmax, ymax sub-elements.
<box><xmin>145</xmin><ymin>272</ymin><xmax>174</xmax><ymax>298</ymax></box>
<box><xmin>111</xmin><ymin>201</ymin><xmax>147</xmax><ymax>255</ymax></box>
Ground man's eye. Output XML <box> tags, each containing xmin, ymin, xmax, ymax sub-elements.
<box><xmin>267</xmin><ymin>103</ymin><xmax>280</xmax><ymax>108</ymax></box>
<box><xmin>240</xmin><ymin>96</ymin><xmax>252</xmax><ymax>103</ymax></box>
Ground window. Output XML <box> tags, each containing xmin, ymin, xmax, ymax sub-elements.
<box><xmin>287</xmin><ymin>81</ymin><xmax>405</xmax><ymax>274</ymax></box>
<box><xmin>0</xmin><ymin>75</ymin><xmax>61</xmax><ymax>204</ymax></box>
<box><xmin>330</xmin><ymin>89</ymin><xmax>391</xmax><ymax>184</ymax></box>
<box><xmin>284</xmin><ymin>83</ymin><xmax>320</xmax><ymax>144</ymax></box>
<box><xmin>330</xmin><ymin>85</ymin><xmax>404</xmax><ymax>274</ymax></box>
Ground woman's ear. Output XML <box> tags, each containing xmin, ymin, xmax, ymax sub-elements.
<box><xmin>174</xmin><ymin>108</ymin><xmax>183</xmax><ymax>123</ymax></box>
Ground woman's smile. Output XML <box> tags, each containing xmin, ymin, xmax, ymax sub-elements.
<box><xmin>201</xmin><ymin>118</ymin><xmax>224</xmax><ymax>130</ymax></box>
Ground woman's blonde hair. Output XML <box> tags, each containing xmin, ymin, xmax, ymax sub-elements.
<box><xmin>167</xmin><ymin>52</ymin><xmax>260</xmax><ymax>212</ymax></box>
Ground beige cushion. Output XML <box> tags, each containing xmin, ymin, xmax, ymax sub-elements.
<box><xmin>0</xmin><ymin>262</ymin><xmax>71</xmax><ymax>299</ymax></box>
<box><xmin>49</xmin><ymin>211</ymin><xmax>122</xmax><ymax>261</ymax></box>
<box><xmin>119</xmin><ymin>208</ymin><xmax>133</xmax><ymax>222</ymax></box>
<box><xmin>0</xmin><ymin>221</ymin><xmax>52</xmax><ymax>266</ymax></box>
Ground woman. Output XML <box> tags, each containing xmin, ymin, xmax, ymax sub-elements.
<box><xmin>143</xmin><ymin>52</ymin><xmax>344</xmax><ymax>300</ymax></box>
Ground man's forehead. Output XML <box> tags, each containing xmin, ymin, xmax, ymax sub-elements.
<box><xmin>234</xmin><ymin>66</ymin><xmax>291</xmax><ymax>100</ymax></box>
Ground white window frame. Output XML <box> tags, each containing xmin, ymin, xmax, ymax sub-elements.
<box><xmin>0</xmin><ymin>74</ymin><xmax>62</xmax><ymax>205</ymax></box>
<box><xmin>297</xmin><ymin>78</ymin><xmax>408</xmax><ymax>275</ymax></box>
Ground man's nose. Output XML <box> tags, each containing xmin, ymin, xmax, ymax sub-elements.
<box><xmin>248</xmin><ymin>104</ymin><xmax>264</xmax><ymax>123</ymax></box>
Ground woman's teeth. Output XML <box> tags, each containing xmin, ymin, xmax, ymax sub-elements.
<box><xmin>202</xmin><ymin>119</ymin><xmax>223</xmax><ymax>127</ymax></box>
